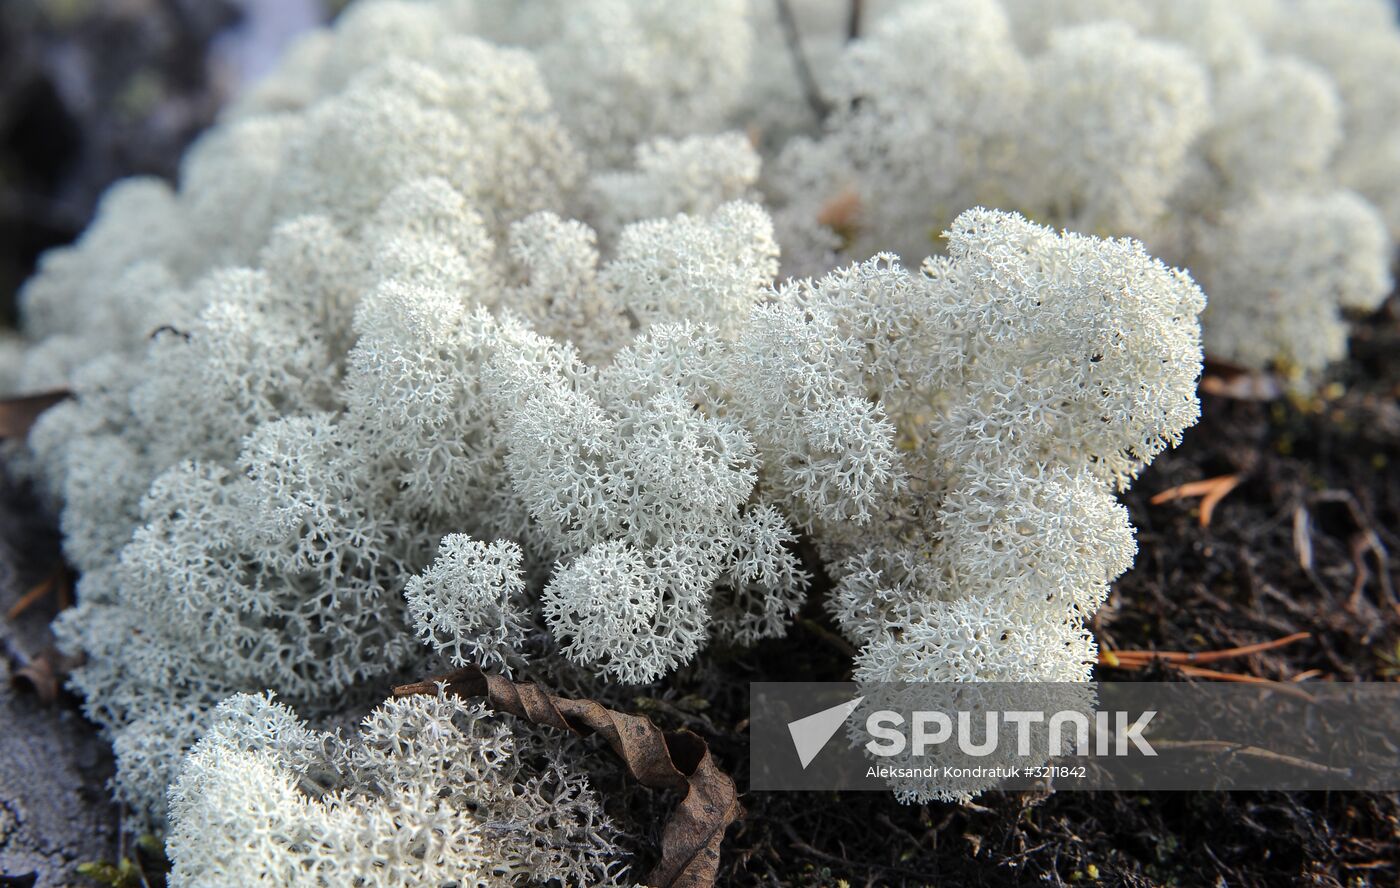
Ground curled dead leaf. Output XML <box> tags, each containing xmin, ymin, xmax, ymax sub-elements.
<box><xmin>11</xmin><ymin>647</ymin><xmax>80</xmax><ymax>704</ymax></box>
<box><xmin>816</xmin><ymin>187</ymin><xmax>862</xmax><ymax>248</ymax></box>
<box><xmin>1199</xmin><ymin>360</ymin><xmax>1282</xmax><ymax>401</ymax></box>
<box><xmin>395</xmin><ymin>666</ymin><xmax>742</xmax><ymax>888</ymax></box>
<box><xmin>0</xmin><ymin>390</ymin><xmax>71</xmax><ymax>439</ymax></box>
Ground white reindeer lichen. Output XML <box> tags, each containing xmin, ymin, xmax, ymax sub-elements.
<box><xmin>767</xmin><ymin>0</ymin><xmax>1397</xmax><ymax>384</ymax></box>
<box><xmin>165</xmin><ymin>691</ymin><xmax>626</xmax><ymax>888</ymax></box>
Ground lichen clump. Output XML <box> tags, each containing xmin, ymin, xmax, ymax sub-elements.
<box><xmin>167</xmin><ymin>691</ymin><xmax>625</xmax><ymax>887</ymax></box>
<box><xmin>763</xmin><ymin>0</ymin><xmax>1397</xmax><ymax>383</ymax></box>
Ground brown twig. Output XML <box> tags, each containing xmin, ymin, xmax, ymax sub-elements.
<box><xmin>6</xmin><ymin>575</ymin><xmax>55</xmax><ymax>621</ymax></box>
<box><xmin>1199</xmin><ymin>372</ymin><xmax>1283</xmax><ymax>401</ymax></box>
<box><xmin>798</xmin><ymin>616</ymin><xmax>858</xmax><ymax>658</ymax></box>
<box><xmin>394</xmin><ymin>666</ymin><xmax>741</xmax><ymax>888</ymax></box>
<box><xmin>781</xmin><ymin>822</ymin><xmax>928</xmax><ymax>881</ymax></box>
<box><xmin>1314</xmin><ymin>489</ymin><xmax>1395</xmax><ymax>610</ymax></box>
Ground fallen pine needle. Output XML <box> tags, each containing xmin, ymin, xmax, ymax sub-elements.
<box><xmin>1098</xmin><ymin>657</ymin><xmax>1316</xmax><ymax>700</ymax></box>
<box><xmin>5</xmin><ymin>570</ymin><xmax>65</xmax><ymax>621</ymax></box>
<box><xmin>1173</xmin><ymin>667</ymin><xmax>1316</xmax><ymax>701</ymax></box>
<box><xmin>6</xmin><ymin>577</ymin><xmax>53</xmax><ymax>621</ymax></box>
<box><xmin>1340</xmin><ymin>860</ymin><xmax>1396</xmax><ymax>871</ymax></box>
<box><xmin>1107</xmin><ymin>631</ymin><xmax>1311</xmax><ymax>666</ymax></box>
<box><xmin>1173</xmin><ymin>664</ymin><xmax>1283</xmax><ymax>684</ymax></box>
<box><xmin>1150</xmin><ymin>473</ymin><xmax>1242</xmax><ymax>527</ymax></box>
<box><xmin>1100</xmin><ymin>633</ymin><xmax>1315</xmax><ymax>699</ymax></box>
<box><xmin>1149</xmin><ymin>740</ymin><xmax>1349</xmax><ymax>776</ymax></box>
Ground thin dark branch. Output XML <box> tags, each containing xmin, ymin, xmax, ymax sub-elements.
<box><xmin>847</xmin><ymin>0</ymin><xmax>865</xmax><ymax>41</ymax></box>
<box><xmin>782</xmin><ymin>822</ymin><xmax>928</xmax><ymax>881</ymax></box>
<box><xmin>773</xmin><ymin>0</ymin><xmax>832</xmax><ymax>120</ymax></box>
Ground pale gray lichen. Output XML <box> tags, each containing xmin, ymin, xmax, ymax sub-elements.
<box><xmin>766</xmin><ymin>0</ymin><xmax>1398</xmax><ymax>383</ymax></box>
<box><xmin>165</xmin><ymin>691</ymin><xmax>626</xmax><ymax>888</ymax></box>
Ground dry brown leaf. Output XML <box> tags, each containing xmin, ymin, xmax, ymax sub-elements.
<box><xmin>816</xmin><ymin>187</ymin><xmax>862</xmax><ymax>247</ymax></box>
<box><xmin>11</xmin><ymin>647</ymin><xmax>80</xmax><ymax>704</ymax></box>
<box><xmin>0</xmin><ymin>390</ymin><xmax>71</xmax><ymax>439</ymax></box>
<box><xmin>394</xmin><ymin>666</ymin><xmax>742</xmax><ymax>888</ymax></box>
<box><xmin>1199</xmin><ymin>359</ymin><xmax>1283</xmax><ymax>401</ymax></box>
<box><xmin>1200</xmin><ymin>372</ymin><xmax>1283</xmax><ymax>401</ymax></box>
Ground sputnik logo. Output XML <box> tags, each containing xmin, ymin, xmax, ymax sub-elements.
<box><xmin>787</xmin><ymin>696</ymin><xmax>865</xmax><ymax>768</ymax></box>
